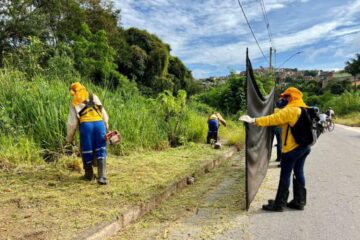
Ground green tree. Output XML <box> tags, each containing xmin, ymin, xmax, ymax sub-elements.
<box><xmin>256</xmin><ymin>72</ymin><xmax>275</xmax><ymax>95</ymax></box>
<box><xmin>128</xmin><ymin>45</ymin><xmax>148</xmax><ymax>81</ymax></box>
<box><xmin>80</xmin><ymin>0</ymin><xmax>121</xmax><ymax>44</ymax></box>
<box><xmin>304</xmin><ymin>80</ymin><xmax>321</xmax><ymax>95</ymax></box>
<box><xmin>345</xmin><ymin>53</ymin><xmax>360</xmax><ymax>78</ymax></box>
<box><xmin>72</xmin><ymin>24</ymin><xmax>125</xmax><ymax>87</ymax></box>
<box><xmin>198</xmin><ymin>72</ymin><xmax>245</xmax><ymax>114</ymax></box>
<box><xmin>0</xmin><ymin>0</ymin><xmax>47</xmax><ymax>65</ymax></box>
<box><xmin>4</xmin><ymin>36</ymin><xmax>46</xmax><ymax>79</ymax></box>
<box><xmin>326</xmin><ymin>80</ymin><xmax>352</xmax><ymax>95</ymax></box>
<box><xmin>123</xmin><ymin>28</ymin><xmax>175</xmax><ymax>94</ymax></box>
<box><xmin>345</xmin><ymin>53</ymin><xmax>360</xmax><ymax>90</ymax></box>
<box><xmin>304</xmin><ymin>70</ymin><xmax>318</xmax><ymax>77</ymax></box>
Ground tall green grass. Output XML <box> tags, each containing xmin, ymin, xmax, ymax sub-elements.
<box><xmin>326</xmin><ymin>91</ymin><xmax>360</xmax><ymax>115</ymax></box>
<box><xmin>336</xmin><ymin>112</ymin><xmax>360</xmax><ymax>127</ymax></box>
<box><xmin>305</xmin><ymin>91</ymin><xmax>360</xmax><ymax>116</ymax></box>
<box><xmin>0</xmin><ymin>135</ymin><xmax>42</xmax><ymax>169</ymax></box>
<box><xmin>0</xmin><ymin>68</ymin><xmax>225</xmax><ymax>166</ymax></box>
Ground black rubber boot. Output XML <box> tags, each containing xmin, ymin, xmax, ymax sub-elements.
<box><xmin>206</xmin><ymin>134</ymin><xmax>211</xmax><ymax>144</ymax></box>
<box><xmin>287</xmin><ymin>176</ymin><xmax>306</xmax><ymax>210</ymax></box>
<box><xmin>83</xmin><ymin>163</ymin><xmax>94</xmax><ymax>181</ymax></box>
<box><xmin>263</xmin><ymin>179</ymin><xmax>289</xmax><ymax>212</ymax></box>
<box><xmin>97</xmin><ymin>157</ymin><xmax>107</xmax><ymax>185</ymax></box>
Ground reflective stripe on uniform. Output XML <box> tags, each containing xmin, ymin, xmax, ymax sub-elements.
<box><xmin>82</xmin><ymin>150</ymin><xmax>93</xmax><ymax>154</ymax></box>
<box><xmin>95</xmin><ymin>147</ymin><xmax>106</xmax><ymax>152</ymax></box>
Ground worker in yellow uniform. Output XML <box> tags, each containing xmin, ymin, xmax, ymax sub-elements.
<box><xmin>240</xmin><ymin>87</ymin><xmax>311</xmax><ymax>211</ymax></box>
<box><xmin>66</xmin><ymin>82</ymin><xmax>109</xmax><ymax>185</ymax></box>
<box><xmin>207</xmin><ymin>112</ymin><xmax>227</xmax><ymax>144</ymax></box>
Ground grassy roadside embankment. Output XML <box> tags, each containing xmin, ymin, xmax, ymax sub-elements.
<box><xmin>335</xmin><ymin>112</ymin><xmax>360</xmax><ymax>127</ymax></box>
<box><xmin>113</xmin><ymin>152</ymin><xmax>246</xmax><ymax>240</ymax></box>
<box><xmin>0</xmin><ymin>66</ymin><xmax>246</xmax><ymax>239</ymax></box>
<box><xmin>0</xmin><ymin>125</ymin><xmax>245</xmax><ymax>239</ymax></box>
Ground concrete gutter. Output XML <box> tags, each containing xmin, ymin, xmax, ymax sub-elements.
<box><xmin>75</xmin><ymin>146</ymin><xmax>239</xmax><ymax>240</ymax></box>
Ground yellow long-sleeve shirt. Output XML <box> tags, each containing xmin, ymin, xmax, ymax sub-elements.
<box><xmin>255</xmin><ymin>106</ymin><xmax>301</xmax><ymax>153</ymax></box>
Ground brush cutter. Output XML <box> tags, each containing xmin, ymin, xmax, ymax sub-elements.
<box><xmin>105</xmin><ymin>130</ymin><xmax>121</xmax><ymax>145</ymax></box>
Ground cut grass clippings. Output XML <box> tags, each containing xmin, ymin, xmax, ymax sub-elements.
<box><xmin>112</xmin><ymin>153</ymin><xmax>246</xmax><ymax>240</ymax></box>
<box><xmin>0</xmin><ymin>144</ymin><xmax>232</xmax><ymax>239</ymax></box>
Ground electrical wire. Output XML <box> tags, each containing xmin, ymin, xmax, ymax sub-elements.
<box><xmin>259</xmin><ymin>0</ymin><xmax>274</xmax><ymax>49</ymax></box>
<box><xmin>236</xmin><ymin>0</ymin><xmax>269</xmax><ymax>64</ymax></box>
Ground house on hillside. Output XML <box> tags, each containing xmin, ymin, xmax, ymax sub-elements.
<box><xmin>318</xmin><ymin>71</ymin><xmax>334</xmax><ymax>88</ymax></box>
<box><xmin>304</xmin><ymin>75</ymin><xmax>314</xmax><ymax>81</ymax></box>
<box><xmin>275</xmin><ymin>68</ymin><xmax>300</xmax><ymax>81</ymax></box>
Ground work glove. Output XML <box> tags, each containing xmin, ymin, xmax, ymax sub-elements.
<box><xmin>239</xmin><ymin>115</ymin><xmax>256</xmax><ymax>124</ymax></box>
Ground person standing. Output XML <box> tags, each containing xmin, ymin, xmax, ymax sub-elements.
<box><xmin>207</xmin><ymin>112</ymin><xmax>227</xmax><ymax>144</ymax></box>
<box><xmin>66</xmin><ymin>82</ymin><xmax>109</xmax><ymax>185</ymax></box>
<box><xmin>240</xmin><ymin>87</ymin><xmax>311</xmax><ymax>211</ymax></box>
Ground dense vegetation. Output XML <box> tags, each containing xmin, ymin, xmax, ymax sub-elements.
<box><xmin>282</xmin><ymin>70</ymin><xmax>359</xmax><ymax>115</ymax></box>
<box><xmin>1</xmin><ymin>0</ymin><xmax>358</xmax><ymax>169</ymax></box>
<box><xmin>0</xmin><ymin>0</ymin><xmax>200</xmax><ymax>96</ymax></box>
<box><xmin>345</xmin><ymin>53</ymin><xmax>360</xmax><ymax>81</ymax></box>
<box><xmin>0</xmin><ymin>0</ymin><xmax>244</xmax><ymax>169</ymax></box>
<box><xmin>196</xmin><ymin>72</ymin><xmax>275</xmax><ymax>115</ymax></box>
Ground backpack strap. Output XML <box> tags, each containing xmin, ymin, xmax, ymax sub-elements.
<box><xmin>284</xmin><ymin>107</ymin><xmax>304</xmax><ymax>147</ymax></box>
<box><xmin>78</xmin><ymin>93</ymin><xmax>93</xmax><ymax>116</ymax></box>
<box><xmin>78</xmin><ymin>93</ymin><xmax>102</xmax><ymax>118</ymax></box>
<box><xmin>284</xmin><ymin>124</ymin><xmax>290</xmax><ymax>146</ymax></box>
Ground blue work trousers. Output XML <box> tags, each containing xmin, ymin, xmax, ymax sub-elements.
<box><xmin>79</xmin><ymin>121</ymin><xmax>107</xmax><ymax>165</ymax></box>
<box><xmin>207</xmin><ymin>119</ymin><xmax>219</xmax><ymax>143</ymax></box>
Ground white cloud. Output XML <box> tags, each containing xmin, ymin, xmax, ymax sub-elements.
<box><xmin>115</xmin><ymin>0</ymin><xmax>360</xmax><ymax>78</ymax></box>
<box><xmin>305</xmin><ymin>48</ymin><xmax>329</xmax><ymax>62</ymax></box>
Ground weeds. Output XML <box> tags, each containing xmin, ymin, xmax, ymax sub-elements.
<box><xmin>0</xmin><ymin>68</ymin><xmax>244</xmax><ymax>167</ymax></box>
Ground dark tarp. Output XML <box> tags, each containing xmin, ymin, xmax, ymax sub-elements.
<box><xmin>245</xmin><ymin>52</ymin><xmax>275</xmax><ymax>210</ymax></box>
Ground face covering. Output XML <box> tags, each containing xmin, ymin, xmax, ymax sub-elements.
<box><xmin>276</xmin><ymin>98</ymin><xmax>288</xmax><ymax>108</ymax></box>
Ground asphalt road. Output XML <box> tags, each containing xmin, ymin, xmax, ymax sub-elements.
<box><xmin>235</xmin><ymin>124</ymin><xmax>360</xmax><ymax>240</ymax></box>
<box><xmin>114</xmin><ymin>124</ymin><xmax>360</xmax><ymax>240</ymax></box>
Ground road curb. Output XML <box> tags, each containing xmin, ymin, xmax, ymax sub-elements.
<box><xmin>75</xmin><ymin>146</ymin><xmax>239</xmax><ymax>240</ymax></box>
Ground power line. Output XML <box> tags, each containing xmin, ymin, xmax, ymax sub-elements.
<box><xmin>259</xmin><ymin>0</ymin><xmax>274</xmax><ymax>49</ymax></box>
<box><xmin>236</xmin><ymin>0</ymin><xmax>269</xmax><ymax>64</ymax></box>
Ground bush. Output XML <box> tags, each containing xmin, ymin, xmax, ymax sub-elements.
<box><xmin>0</xmin><ymin>135</ymin><xmax>42</xmax><ymax>169</ymax></box>
<box><xmin>325</xmin><ymin>91</ymin><xmax>360</xmax><ymax>115</ymax></box>
<box><xmin>197</xmin><ymin>73</ymin><xmax>246</xmax><ymax>115</ymax></box>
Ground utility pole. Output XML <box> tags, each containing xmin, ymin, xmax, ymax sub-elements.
<box><xmin>269</xmin><ymin>47</ymin><xmax>272</xmax><ymax>72</ymax></box>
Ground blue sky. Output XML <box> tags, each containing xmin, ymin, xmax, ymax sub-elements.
<box><xmin>115</xmin><ymin>0</ymin><xmax>360</xmax><ymax>78</ymax></box>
